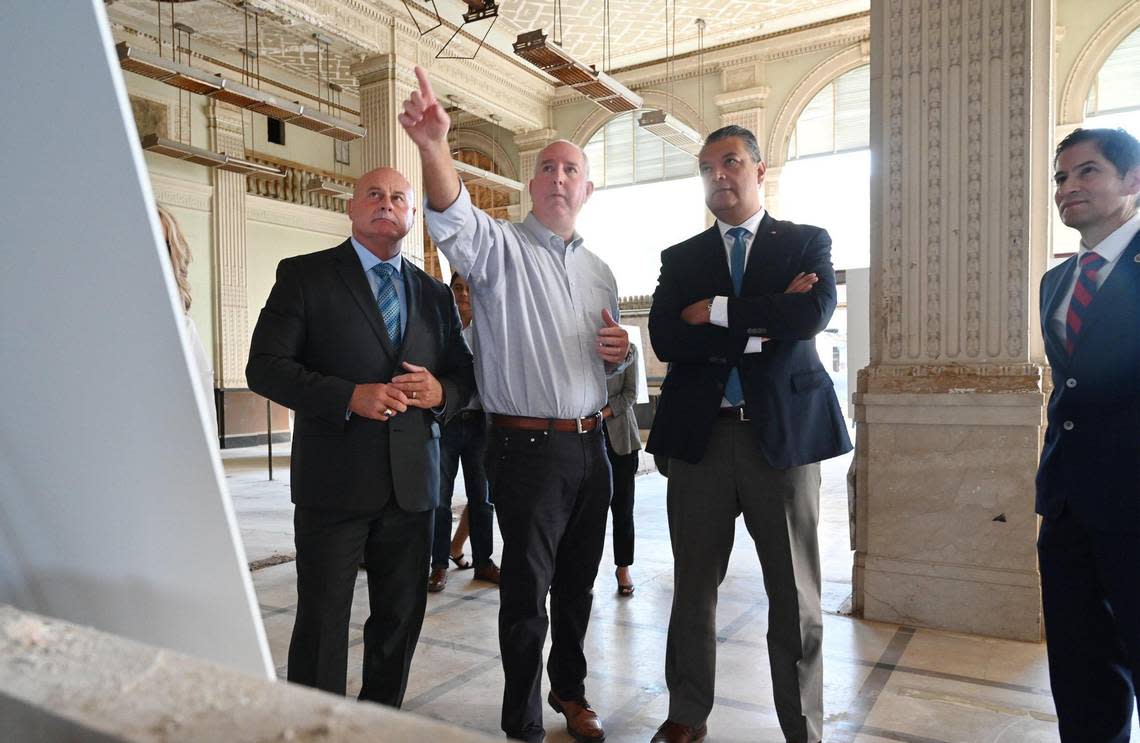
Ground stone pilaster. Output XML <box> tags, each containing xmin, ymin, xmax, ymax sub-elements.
<box><xmin>208</xmin><ymin>100</ymin><xmax>248</xmax><ymax>389</ymax></box>
<box><xmin>352</xmin><ymin>20</ymin><xmax>426</xmax><ymax>268</ymax></box>
<box><xmin>513</xmin><ymin>128</ymin><xmax>558</xmax><ymax>218</ymax></box>
<box><xmin>854</xmin><ymin>0</ymin><xmax>1054</xmax><ymax>641</ymax></box>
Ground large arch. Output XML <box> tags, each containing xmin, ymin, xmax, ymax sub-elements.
<box><xmin>766</xmin><ymin>43</ymin><xmax>869</xmax><ymax>169</ymax></box>
<box><xmin>1058</xmin><ymin>3</ymin><xmax>1140</xmax><ymax>126</ymax></box>
<box><xmin>568</xmin><ymin>89</ymin><xmax>708</xmax><ymax>149</ymax></box>
<box><xmin>447</xmin><ymin>127</ymin><xmax>520</xmax><ymax>180</ymax></box>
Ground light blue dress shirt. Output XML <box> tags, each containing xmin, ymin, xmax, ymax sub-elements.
<box><xmin>351</xmin><ymin>236</ymin><xmax>408</xmax><ymax>339</ymax></box>
<box><xmin>425</xmin><ymin>186</ymin><xmax>623</xmax><ymax>419</ymax></box>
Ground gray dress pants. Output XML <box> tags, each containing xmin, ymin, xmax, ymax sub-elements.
<box><xmin>664</xmin><ymin>416</ymin><xmax>824</xmax><ymax>743</ymax></box>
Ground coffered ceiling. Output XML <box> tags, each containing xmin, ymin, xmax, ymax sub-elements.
<box><xmin>105</xmin><ymin>0</ymin><xmax>868</xmax><ymax>100</ymax></box>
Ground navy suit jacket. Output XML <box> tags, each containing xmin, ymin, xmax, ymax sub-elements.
<box><xmin>1036</xmin><ymin>229</ymin><xmax>1140</xmax><ymax>531</ymax></box>
<box><xmin>647</xmin><ymin>216</ymin><xmax>852</xmax><ymax>468</ymax></box>
<box><xmin>246</xmin><ymin>239</ymin><xmax>475</xmax><ymax>513</ymax></box>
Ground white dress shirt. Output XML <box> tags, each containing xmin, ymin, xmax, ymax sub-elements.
<box><xmin>709</xmin><ymin>207</ymin><xmax>767</xmax><ymax>355</ymax></box>
<box><xmin>1049</xmin><ymin>212</ymin><xmax>1140</xmax><ymax>344</ymax></box>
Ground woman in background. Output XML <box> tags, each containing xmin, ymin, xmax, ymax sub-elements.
<box><xmin>603</xmin><ymin>343</ymin><xmax>641</xmax><ymax>596</ymax></box>
<box><xmin>157</xmin><ymin>205</ymin><xmax>216</xmax><ymax>435</ymax></box>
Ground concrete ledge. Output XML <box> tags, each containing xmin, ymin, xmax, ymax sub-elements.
<box><xmin>0</xmin><ymin>605</ymin><xmax>499</xmax><ymax>742</ymax></box>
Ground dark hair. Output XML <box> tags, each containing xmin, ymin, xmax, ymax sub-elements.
<box><xmin>450</xmin><ymin>271</ymin><xmax>463</xmax><ymax>287</ymax></box>
<box><xmin>1055</xmin><ymin>127</ymin><xmax>1140</xmax><ymax>176</ymax></box>
<box><xmin>704</xmin><ymin>125</ymin><xmax>763</xmax><ymax>163</ymax></box>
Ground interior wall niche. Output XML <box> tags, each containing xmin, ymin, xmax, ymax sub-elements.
<box><xmin>129</xmin><ymin>94</ymin><xmax>169</xmax><ymax>139</ymax></box>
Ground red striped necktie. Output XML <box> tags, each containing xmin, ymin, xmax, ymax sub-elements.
<box><xmin>1064</xmin><ymin>251</ymin><xmax>1107</xmax><ymax>355</ymax></box>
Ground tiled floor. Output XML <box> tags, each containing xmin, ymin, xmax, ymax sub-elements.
<box><xmin>226</xmin><ymin>446</ymin><xmax>1131</xmax><ymax>743</ymax></box>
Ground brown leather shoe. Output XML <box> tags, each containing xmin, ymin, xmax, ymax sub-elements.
<box><xmin>472</xmin><ymin>560</ymin><xmax>501</xmax><ymax>585</ymax></box>
<box><xmin>427</xmin><ymin>566</ymin><xmax>447</xmax><ymax>593</ymax></box>
<box><xmin>547</xmin><ymin>691</ymin><xmax>605</xmax><ymax>741</ymax></box>
<box><xmin>650</xmin><ymin>719</ymin><xmax>707</xmax><ymax>743</ymax></box>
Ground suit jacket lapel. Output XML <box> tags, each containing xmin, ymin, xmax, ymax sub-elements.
<box><xmin>332</xmin><ymin>240</ymin><xmax>399</xmax><ymax>360</ymax></box>
<box><xmin>1041</xmin><ymin>255</ymin><xmax>1076</xmax><ymax>359</ymax></box>
<box><xmin>397</xmin><ymin>262</ymin><xmax>422</xmax><ymax>364</ymax></box>
<box><xmin>742</xmin><ymin>213</ymin><xmax>785</xmax><ymax>293</ymax></box>
<box><xmin>1073</xmin><ymin>231</ymin><xmax>1140</xmax><ymax>353</ymax></box>
<box><xmin>698</xmin><ymin>224</ymin><xmax>733</xmax><ymax>296</ymax></box>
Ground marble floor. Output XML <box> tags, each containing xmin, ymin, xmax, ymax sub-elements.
<box><xmin>225</xmin><ymin>446</ymin><xmax>1131</xmax><ymax>743</ymax></box>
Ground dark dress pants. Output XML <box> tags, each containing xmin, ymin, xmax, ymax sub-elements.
<box><xmin>1039</xmin><ymin>505</ymin><xmax>1140</xmax><ymax>743</ymax></box>
<box><xmin>432</xmin><ymin>410</ymin><xmax>495</xmax><ymax>568</ymax></box>
<box><xmin>486</xmin><ymin>426</ymin><xmax>612</xmax><ymax>741</ymax></box>
<box><xmin>603</xmin><ymin>427</ymin><xmax>638</xmax><ymax>567</ymax></box>
<box><xmin>287</xmin><ymin>498</ymin><xmax>432</xmax><ymax>707</ymax></box>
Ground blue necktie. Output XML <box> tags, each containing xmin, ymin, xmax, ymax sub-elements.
<box><xmin>724</xmin><ymin>227</ymin><xmax>749</xmax><ymax>406</ymax></box>
<box><xmin>372</xmin><ymin>262</ymin><xmax>402</xmax><ymax>348</ymax></box>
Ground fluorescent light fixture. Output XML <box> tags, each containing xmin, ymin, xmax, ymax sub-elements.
<box><xmin>217</xmin><ymin>156</ymin><xmax>285</xmax><ymax>177</ymax></box>
<box><xmin>303</xmin><ymin>176</ymin><xmax>354</xmax><ymax>198</ymax></box>
<box><xmin>637</xmin><ymin>109</ymin><xmax>702</xmax><ymax>154</ymax></box>
<box><xmin>140</xmin><ymin>134</ymin><xmax>227</xmax><ymax>166</ymax></box>
<box><xmin>116</xmin><ymin>43</ymin><xmax>221</xmax><ymax>95</ymax></box>
<box><xmin>512</xmin><ymin>30</ymin><xmax>642</xmax><ymax>113</ymax></box>
<box><xmin>453</xmin><ymin>158</ymin><xmax>523</xmax><ymax>193</ymax></box>
<box><xmin>291</xmin><ymin>106</ymin><xmax>367</xmax><ymax>142</ymax></box>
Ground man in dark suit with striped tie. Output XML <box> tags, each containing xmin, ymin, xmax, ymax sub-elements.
<box><xmin>246</xmin><ymin>166</ymin><xmax>475</xmax><ymax>707</ymax></box>
<box><xmin>1037</xmin><ymin>127</ymin><xmax>1140</xmax><ymax>742</ymax></box>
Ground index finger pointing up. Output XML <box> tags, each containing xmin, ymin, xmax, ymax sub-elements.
<box><xmin>414</xmin><ymin>66</ymin><xmax>435</xmax><ymax>104</ymax></box>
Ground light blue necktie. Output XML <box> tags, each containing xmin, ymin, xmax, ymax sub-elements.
<box><xmin>724</xmin><ymin>226</ymin><xmax>749</xmax><ymax>406</ymax></box>
<box><xmin>372</xmin><ymin>262</ymin><xmax>402</xmax><ymax>348</ymax></box>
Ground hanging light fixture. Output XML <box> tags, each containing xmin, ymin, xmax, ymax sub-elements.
<box><xmin>513</xmin><ymin>0</ymin><xmax>641</xmax><ymax>113</ymax></box>
<box><xmin>304</xmin><ymin>69</ymin><xmax>355</xmax><ymax>200</ymax></box>
<box><xmin>638</xmin><ymin>3</ymin><xmax>702</xmax><ymax>155</ymax></box>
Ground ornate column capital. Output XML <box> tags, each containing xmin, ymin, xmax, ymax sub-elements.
<box><xmin>513</xmin><ymin>128</ymin><xmax>560</xmax><ymax>153</ymax></box>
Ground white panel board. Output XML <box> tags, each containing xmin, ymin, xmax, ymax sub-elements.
<box><xmin>845</xmin><ymin>268</ymin><xmax>871</xmax><ymax>418</ymax></box>
<box><xmin>0</xmin><ymin>1</ymin><xmax>272</xmax><ymax>678</ymax></box>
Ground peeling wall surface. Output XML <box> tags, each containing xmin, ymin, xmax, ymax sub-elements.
<box><xmin>0</xmin><ymin>606</ymin><xmax>499</xmax><ymax>743</ymax></box>
<box><xmin>0</xmin><ymin>1</ymin><xmax>271</xmax><ymax>678</ymax></box>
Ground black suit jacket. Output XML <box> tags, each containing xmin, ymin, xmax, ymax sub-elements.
<box><xmin>1036</xmin><ymin>230</ymin><xmax>1140</xmax><ymax>531</ymax></box>
<box><xmin>246</xmin><ymin>239</ymin><xmax>475</xmax><ymax>513</ymax></box>
<box><xmin>647</xmin><ymin>216</ymin><xmax>852</xmax><ymax>468</ymax></box>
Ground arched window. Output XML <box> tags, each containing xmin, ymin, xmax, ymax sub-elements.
<box><xmin>582</xmin><ymin>111</ymin><xmax>696</xmax><ymax>189</ymax></box>
<box><xmin>575</xmin><ymin>113</ymin><xmax>704</xmax><ymax>296</ymax></box>
<box><xmin>778</xmin><ymin>64</ymin><xmax>870</xmax><ymax>272</ymax></box>
<box><xmin>1083</xmin><ymin>25</ymin><xmax>1140</xmax><ymax>126</ymax></box>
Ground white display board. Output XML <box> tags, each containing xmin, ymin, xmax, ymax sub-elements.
<box><xmin>0</xmin><ymin>1</ymin><xmax>272</xmax><ymax>678</ymax></box>
<box><xmin>845</xmin><ymin>268</ymin><xmax>871</xmax><ymax>418</ymax></box>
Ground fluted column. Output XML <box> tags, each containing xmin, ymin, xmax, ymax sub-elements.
<box><xmin>208</xmin><ymin>100</ymin><xmax>248</xmax><ymax>389</ymax></box>
<box><xmin>513</xmin><ymin>128</ymin><xmax>558</xmax><ymax>218</ymax></box>
<box><xmin>853</xmin><ymin>0</ymin><xmax>1054</xmax><ymax>641</ymax></box>
<box><xmin>352</xmin><ymin>21</ymin><xmax>426</xmax><ymax>268</ymax></box>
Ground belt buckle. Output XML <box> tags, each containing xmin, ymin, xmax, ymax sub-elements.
<box><xmin>737</xmin><ymin>406</ymin><xmax>750</xmax><ymax>423</ymax></box>
<box><xmin>576</xmin><ymin>411</ymin><xmax>601</xmax><ymax>434</ymax></box>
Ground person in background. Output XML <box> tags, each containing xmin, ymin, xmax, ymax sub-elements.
<box><xmin>157</xmin><ymin>205</ymin><xmax>216</xmax><ymax>435</ymax></box>
<box><xmin>602</xmin><ymin>342</ymin><xmax>641</xmax><ymax>597</ymax></box>
<box><xmin>429</xmin><ymin>272</ymin><xmax>500</xmax><ymax>593</ymax></box>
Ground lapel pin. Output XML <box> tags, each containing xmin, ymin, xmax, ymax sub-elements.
<box><xmin>1134</xmin><ymin>254</ymin><xmax>1140</xmax><ymax>263</ymax></box>
<box><xmin>770</xmin><ymin>230</ymin><xmax>777</xmax><ymax>235</ymax></box>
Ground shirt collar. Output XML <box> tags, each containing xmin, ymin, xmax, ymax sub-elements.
<box><xmin>350</xmin><ymin>235</ymin><xmax>403</xmax><ymax>275</ymax></box>
<box><xmin>1080</xmin><ymin>212</ymin><xmax>1140</xmax><ymax>264</ymax></box>
<box><xmin>716</xmin><ymin>207</ymin><xmax>767</xmax><ymax>241</ymax></box>
<box><xmin>524</xmin><ymin>212</ymin><xmax>584</xmax><ymax>252</ymax></box>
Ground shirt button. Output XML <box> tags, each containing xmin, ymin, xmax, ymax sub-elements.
<box><xmin>1062</xmin><ymin>420</ymin><xmax>1074</xmax><ymax>431</ymax></box>
<box><xmin>1065</xmin><ymin>378</ymin><xmax>1077</xmax><ymax>388</ymax></box>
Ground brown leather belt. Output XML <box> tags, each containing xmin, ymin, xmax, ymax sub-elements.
<box><xmin>490</xmin><ymin>412</ymin><xmax>602</xmax><ymax>434</ymax></box>
<box><xmin>718</xmin><ymin>406</ymin><xmax>751</xmax><ymax>422</ymax></box>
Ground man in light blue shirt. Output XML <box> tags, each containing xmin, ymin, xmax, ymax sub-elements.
<box><xmin>401</xmin><ymin>66</ymin><xmax>629</xmax><ymax>743</ymax></box>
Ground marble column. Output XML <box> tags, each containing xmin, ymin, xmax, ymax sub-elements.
<box><xmin>853</xmin><ymin>0</ymin><xmax>1054</xmax><ymax>641</ymax></box>
<box><xmin>352</xmin><ymin>21</ymin><xmax>426</xmax><ymax>268</ymax></box>
<box><xmin>208</xmin><ymin>100</ymin><xmax>249</xmax><ymax>389</ymax></box>
<box><xmin>513</xmin><ymin>128</ymin><xmax>558</xmax><ymax>218</ymax></box>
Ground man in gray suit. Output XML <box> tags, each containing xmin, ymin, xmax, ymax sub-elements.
<box><xmin>246</xmin><ymin>166</ymin><xmax>475</xmax><ymax>707</ymax></box>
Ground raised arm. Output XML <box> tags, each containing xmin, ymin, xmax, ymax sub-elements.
<box><xmin>398</xmin><ymin>66</ymin><xmax>460</xmax><ymax>212</ymax></box>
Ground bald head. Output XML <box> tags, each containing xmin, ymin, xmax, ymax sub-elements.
<box><xmin>348</xmin><ymin>167</ymin><xmax>417</xmax><ymax>260</ymax></box>
<box><xmin>528</xmin><ymin>140</ymin><xmax>594</xmax><ymax>241</ymax></box>
<box><xmin>533</xmin><ymin>139</ymin><xmax>589</xmax><ymax>179</ymax></box>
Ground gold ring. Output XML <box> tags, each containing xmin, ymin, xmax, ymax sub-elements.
<box><xmin>383</xmin><ymin>408</ymin><xmax>395</xmax><ymax>417</ymax></box>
